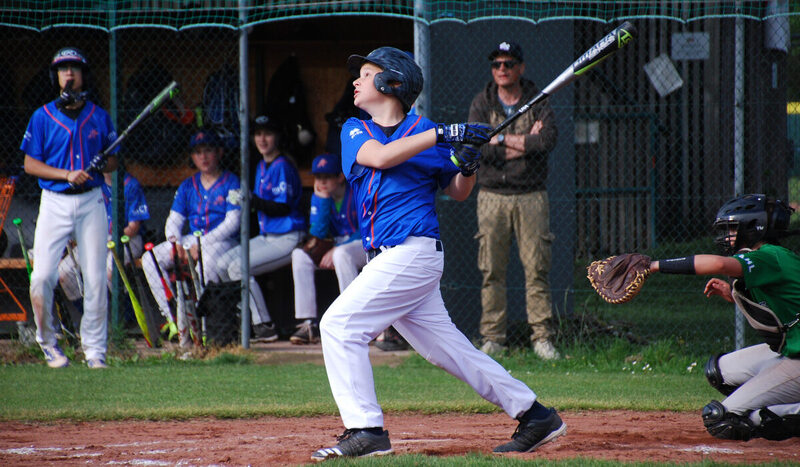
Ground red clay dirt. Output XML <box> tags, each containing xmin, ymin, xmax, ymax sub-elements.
<box><xmin>2</xmin><ymin>410</ymin><xmax>799</xmax><ymax>466</ymax></box>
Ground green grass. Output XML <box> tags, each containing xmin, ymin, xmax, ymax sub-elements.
<box><xmin>0</xmin><ymin>347</ymin><xmax>715</xmax><ymax>421</ymax></box>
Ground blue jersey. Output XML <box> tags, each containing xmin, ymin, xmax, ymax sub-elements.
<box><xmin>309</xmin><ymin>183</ymin><xmax>359</xmax><ymax>245</ymax></box>
<box><xmin>172</xmin><ymin>171</ymin><xmax>240</xmax><ymax>238</ymax></box>
<box><xmin>254</xmin><ymin>155</ymin><xmax>305</xmax><ymax>234</ymax></box>
<box><xmin>340</xmin><ymin>115</ymin><xmax>458</xmax><ymax>249</ymax></box>
<box><xmin>101</xmin><ymin>173</ymin><xmax>150</xmax><ymax>235</ymax></box>
<box><xmin>21</xmin><ymin>99</ymin><xmax>118</xmax><ymax>192</ymax></box>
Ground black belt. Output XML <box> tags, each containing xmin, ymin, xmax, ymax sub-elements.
<box><xmin>366</xmin><ymin>239</ymin><xmax>443</xmax><ymax>262</ymax></box>
<box><xmin>60</xmin><ymin>185</ymin><xmax>95</xmax><ymax>195</ymax></box>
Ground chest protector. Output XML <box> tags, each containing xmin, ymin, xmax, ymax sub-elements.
<box><xmin>731</xmin><ymin>279</ymin><xmax>800</xmax><ymax>356</ymax></box>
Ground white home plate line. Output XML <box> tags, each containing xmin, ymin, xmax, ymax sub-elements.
<box><xmin>676</xmin><ymin>445</ymin><xmax>744</xmax><ymax>455</ymax></box>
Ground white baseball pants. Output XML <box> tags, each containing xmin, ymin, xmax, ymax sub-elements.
<box><xmin>31</xmin><ymin>188</ymin><xmax>108</xmax><ymax>360</ymax></box>
<box><xmin>320</xmin><ymin>236</ymin><xmax>537</xmax><ymax>429</ymax></box>
<box><xmin>220</xmin><ymin>231</ymin><xmax>302</xmax><ymax>325</ymax></box>
<box><xmin>292</xmin><ymin>239</ymin><xmax>366</xmax><ymax>320</ymax></box>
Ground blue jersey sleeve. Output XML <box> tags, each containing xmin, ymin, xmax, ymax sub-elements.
<box><xmin>125</xmin><ymin>177</ymin><xmax>150</xmax><ymax>222</ymax></box>
<box><xmin>309</xmin><ymin>194</ymin><xmax>333</xmax><ymax>238</ymax></box>
<box><xmin>341</xmin><ymin>118</ymin><xmax>372</xmax><ymax>181</ymax></box>
<box><xmin>20</xmin><ymin>110</ymin><xmax>44</xmax><ymax>159</ymax></box>
<box><xmin>102</xmin><ymin>111</ymin><xmax>120</xmax><ymax>155</ymax></box>
<box><xmin>171</xmin><ymin>178</ymin><xmax>192</xmax><ymax>217</ymax></box>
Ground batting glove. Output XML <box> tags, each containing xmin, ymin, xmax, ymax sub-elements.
<box><xmin>89</xmin><ymin>153</ymin><xmax>107</xmax><ymax>172</ymax></box>
<box><xmin>450</xmin><ymin>144</ymin><xmax>481</xmax><ymax>177</ymax></box>
<box><xmin>226</xmin><ymin>189</ymin><xmax>244</xmax><ymax>206</ymax></box>
<box><xmin>436</xmin><ymin>123</ymin><xmax>491</xmax><ymax>146</ymax></box>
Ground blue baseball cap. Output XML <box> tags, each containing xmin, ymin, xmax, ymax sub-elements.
<box><xmin>311</xmin><ymin>153</ymin><xmax>341</xmax><ymax>175</ymax></box>
<box><xmin>189</xmin><ymin>130</ymin><xmax>220</xmax><ymax>149</ymax></box>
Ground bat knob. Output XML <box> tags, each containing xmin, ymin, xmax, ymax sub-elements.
<box><xmin>144</xmin><ymin>242</ymin><xmax>154</xmax><ymax>251</ymax></box>
<box><xmin>107</xmin><ymin>241</ymin><xmax>115</xmax><ymax>249</ymax></box>
<box><xmin>12</xmin><ymin>218</ymin><xmax>20</xmax><ymax>225</ymax></box>
<box><xmin>121</xmin><ymin>235</ymin><xmax>130</xmax><ymax>243</ymax></box>
<box><xmin>193</xmin><ymin>230</ymin><xmax>202</xmax><ymax>237</ymax></box>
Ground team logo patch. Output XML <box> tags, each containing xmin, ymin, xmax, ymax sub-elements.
<box><xmin>349</xmin><ymin>128</ymin><xmax>363</xmax><ymax>139</ymax></box>
<box><xmin>23</xmin><ymin>131</ymin><xmax>31</xmax><ymax>141</ymax></box>
<box><xmin>88</xmin><ymin>129</ymin><xmax>98</xmax><ymax>140</ymax></box>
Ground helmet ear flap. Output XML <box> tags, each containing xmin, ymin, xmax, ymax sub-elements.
<box><xmin>373</xmin><ymin>71</ymin><xmax>391</xmax><ymax>95</ymax></box>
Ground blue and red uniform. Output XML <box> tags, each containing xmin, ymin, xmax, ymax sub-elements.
<box><xmin>101</xmin><ymin>173</ymin><xmax>150</xmax><ymax>235</ymax></box>
<box><xmin>309</xmin><ymin>183</ymin><xmax>358</xmax><ymax>244</ymax></box>
<box><xmin>172</xmin><ymin>171</ymin><xmax>240</xmax><ymax>239</ymax></box>
<box><xmin>253</xmin><ymin>155</ymin><xmax>305</xmax><ymax>234</ymax></box>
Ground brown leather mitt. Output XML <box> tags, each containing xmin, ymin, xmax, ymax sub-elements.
<box><xmin>302</xmin><ymin>236</ymin><xmax>335</xmax><ymax>266</ymax></box>
<box><xmin>587</xmin><ymin>253</ymin><xmax>651</xmax><ymax>304</ymax></box>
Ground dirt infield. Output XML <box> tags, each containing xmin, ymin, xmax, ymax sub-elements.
<box><xmin>2</xmin><ymin>410</ymin><xmax>799</xmax><ymax>466</ymax></box>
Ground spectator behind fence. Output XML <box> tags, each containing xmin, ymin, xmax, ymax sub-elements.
<box><xmin>288</xmin><ymin>152</ymin><xmax>364</xmax><ymax>345</ymax></box>
<box><xmin>468</xmin><ymin>41</ymin><xmax>560</xmax><ymax>359</ymax></box>
<box><xmin>222</xmin><ymin>115</ymin><xmax>306</xmax><ymax>342</ymax></box>
<box><xmin>644</xmin><ymin>194</ymin><xmax>800</xmax><ymax>441</ymax></box>
<box><xmin>58</xmin><ymin>170</ymin><xmax>150</xmax><ymax>324</ymax></box>
<box><xmin>142</xmin><ymin>131</ymin><xmax>240</xmax><ymax>336</ymax></box>
<box><xmin>21</xmin><ymin>47</ymin><xmax>119</xmax><ymax>369</ymax></box>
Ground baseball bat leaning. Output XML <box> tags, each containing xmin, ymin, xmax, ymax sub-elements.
<box><xmin>193</xmin><ymin>230</ymin><xmax>204</xmax><ymax>286</ymax></box>
<box><xmin>108</xmin><ymin>240</ymin><xmax>153</xmax><ymax>348</ymax></box>
<box><xmin>485</xmin><ymin>21</ymin><xmax>637</xmax><ymax>139</ymax></box>
<box><xmin>121</xmin><ymin>235</ymin><xmax>160</xmax><ymax>347</ymax></box>
<box><xmin>80</xmin><ymin>81</ymin><xmax>179</xmax><ymax>177</ymax></box>
<box><xmin>144</xmin><ymin>242</ymin><xmax>178</xmax><ymax>339</ymax></box>
<box><xmin>12</xmin><ymin>218</ymin><xmax>32</xmax><ymax>280</ymax></box>
<box><xmin>183</xmin><ymin>242</ymin><xmax>206</xmax><ymax>346</ymax></box>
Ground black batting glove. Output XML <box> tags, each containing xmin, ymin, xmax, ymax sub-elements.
<box><xmin>449</xmin><ymin>144</ymin><xmax>481</xmax><ymax>177</ymax></box>
<box><xmin>89</xmin><ymin>153</ymin><xmax>107</xmax><ymax>172</ymax></box>
<box><xmin>436</xmin><ymin>122</ymin><xmax>491</xmax><ymax>146</ymax></box>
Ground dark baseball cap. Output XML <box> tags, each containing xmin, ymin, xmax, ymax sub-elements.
<box><xmin>311</xmin><ymin>153</ymin><xmax>341</xmax><ymax>175</ymax></box>
<box><xmin>252</xmin><ymin>115</ymin><xmax>281</xmax><ymax>133</ymax></box>
<box><xmin>488</xmin><ymin>41</ymin><xmax>524</xmax><ymax>62</ymax></box>
<box><xmin>189</xmin><ymin>130</ymin><xmax>220</xmax><ymax>149</ymax></box>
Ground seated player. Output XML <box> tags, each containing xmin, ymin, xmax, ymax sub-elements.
<box><xmin>647</xmin><ymin>194</ymin><xmax>800</xmax><ymax>441</ymax></box>
<box><xmin>141</xmin><ymin>131</ymin><xmax>240</xmax><ymax>333</ymax></box>
<box><xmin>289</xmin><ymin>152</ymin><xmax>364</xmax><ymax>344</ymax></box>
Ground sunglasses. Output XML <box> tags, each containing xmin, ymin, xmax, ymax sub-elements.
<box><xmin>491</xmin><ymin>59</ymin><xmax>519</xmax><ymax>70</ymax></box>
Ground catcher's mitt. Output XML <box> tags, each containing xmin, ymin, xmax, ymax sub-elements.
<box><xmin>302</xmin><ymin>236</ymin><xmax>334</xmax><ymax>266</ymax></box>
<box><xmin>587</xmin><ymin>253</ymin><xmax>651</xmax><ymax>304</ymax></box>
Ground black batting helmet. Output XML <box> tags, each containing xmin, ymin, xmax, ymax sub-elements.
<box><xmin>49</xmin><ymin>47</ymin><xmax>89</xmax><ymax>89</ymax></box>
<box><xmin>712</xmin><ymin>194</ymin><xmax>794</xmax><ymax>255</ymax></box>
<box><xmin>347</xmin><ymin>47</ymin><xmax>423</xmax><ymax>113</ymax></box>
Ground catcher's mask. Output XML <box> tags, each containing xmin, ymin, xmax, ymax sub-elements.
<box><xmin>712</xmin><ymin>194</ymin><xmax>794</xmax><ymax>255</ymax></box>
<box><xmin>347</xmin><ymin>47</ymin><xmax>423</xmax><ymax>113</ymax></box>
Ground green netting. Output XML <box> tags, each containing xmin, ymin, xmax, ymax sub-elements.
<box><xmin>1</xmin><ymin>1</ymin><xmax>800</xmax><ymax>31</ymax></box>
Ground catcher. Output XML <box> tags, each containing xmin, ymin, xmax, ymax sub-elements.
<box><xmin>588</xmin><ymin>194</ymin><xmax>800</xmax><ymax>441</ymax></box>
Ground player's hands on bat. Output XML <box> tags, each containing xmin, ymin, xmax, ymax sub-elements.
<box><xmin>89</xmin><ymin>153</ymin><xmax>107</xmax><ymax>172</ymax></box>
<box><xmin>436</xmin><ymin>123</ymin><xmax>491</xmax><ymax>146</ymax></box>
<box><xmin>449</xmin><ymin>144</ymin><xmax>481</xmax><ymax>177</ymax></box>
<box><xmin>704</xmin><ymin>278</ymin><xmax>734</xmax><ymax>303</ymax></box>
<box><xmin>66</xmin><ymin>169</ymin><xmax>91</xmax><ymax>186</ymax></box>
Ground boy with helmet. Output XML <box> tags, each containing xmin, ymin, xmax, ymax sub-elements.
<box><xmin>646</xmin><ymin>194</ymin><xmax>800</xmax><ymax>441</ymax></box>
<box><xmin>288</xmin><ymin>152</ymin><xmax>364</xmax><ymax>345</ymax></box>
<box><xmin>21</xmin><ymin>47</ymin><xmax>119</xmax><ymax>369</ymax></box>
<box><xmin>310</xmin><ymin>46</ymin><xmax>566</xmax><ymax>461</ymax></box>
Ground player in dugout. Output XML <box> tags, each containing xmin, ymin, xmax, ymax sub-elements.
<box><xmin>645</xmin><ymin>194</ymin><xmax>800</xmax><ymax>441</ymax></box>
<box><xmin>309</xmin><ymin>46</ymin><xmax>566</xmax><ymax>461</ymax></box>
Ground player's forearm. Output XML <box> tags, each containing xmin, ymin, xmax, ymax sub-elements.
<box><xmin>443</xmin><ymin>173</ymin><xmax>476</xmax><ymax>201</ymax></box>
<box><xmin>650</xmin><ymin>254</ymin><xmax>742</xmax><ymax>277</ymax></box>
<box><xmin>356</xmin><ymin>129</ymin><xmax>436</xmax><ymax>169</ymax></box>
<box><xmin>24</xmin><ymin>155</ymin><xmax>71</xmax><ymax>181</ymax></box>
<box><xmin>123</xmin><ymin>221</ymin><xmax>141</xmax><ymax>238</ymax></box>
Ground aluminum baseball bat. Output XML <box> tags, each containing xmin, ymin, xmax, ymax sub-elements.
<box><xmin>108</xmin><ymin>240</ymin><xmax>153</xmax><ymax>348</ymax></box>
<box><xmin>486</xmin><ymin>21</ymin><xmax>637</xmax><ymax>139</ymax></box>
<box><xmin>12</xmin><ymin>218</ymin><xmax>31</xmax><ymax>280</ymax></box>
<box><xmin>193</xmin><ymin>230</ymin><xmax>204</xmax><ymax>286</ymax></box>
<box><xmin>143</xmin><ymin>242</ymin><xmax>178</xmax><ymax>339</ymax></box>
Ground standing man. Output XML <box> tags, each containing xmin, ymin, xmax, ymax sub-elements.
<box><xmin>21</xmin><ymin>47</ymin><xmax>119</xmax><ymax>368</ymax></box>
<box><xmin>468</xmin><ymin>41</ymin><xmax>560</xmax><ymax>359</ymax></box>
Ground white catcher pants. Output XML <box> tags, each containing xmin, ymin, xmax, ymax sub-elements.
<box><xmin>219</xmin><ymin>231</ymin><xmax>302</xmax><ymax>325</ymax></box>
<box><xmin>719</xmin><ymin>343</ymin><xmax>800</xmax><ymax>424</ymax></box>
<box><xmin>142</xmin><ymin>235</ymin><xmax>234</xmax><ymax>321</ymax></box>
<box><xmin>320</xmin><ymin>236</ymin><xmax>537</xmax><ymax>429</ymax></box>
<box><xmin>292</xmin><ymin>238</ymin><xmax>366</xmax><ymax>320</ymax></box>
<box><xmin>31</xmin><ymin>188</ymin><xmax>108</xmax><ymax>360</ymax></box>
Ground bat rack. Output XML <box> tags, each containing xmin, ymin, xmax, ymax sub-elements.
<box><xmin>0</xmin><ymin>177</ymin><xmax>27</xmax><ymax>322</ymax></box>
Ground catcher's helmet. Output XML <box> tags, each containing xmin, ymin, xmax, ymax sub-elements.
<box><xmin>49</xmin><ymin>47</ymin><xmax>89</xmax><ymax>89</ymax></box>
<box><xmin>347</xmin><ymin>47</ymin><xmax>423</xmax><ymax>112</ymax></box>
<box><xmin>712</xmin><ymin>194</ymin><xmax>794</xmax><ymax>255</ymax></box>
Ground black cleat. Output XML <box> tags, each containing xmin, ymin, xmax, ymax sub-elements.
<box><xmin>311</xmin><ymin>428</ymin><xmax>392</xmax><ymax>461</ymax></box>
<box><xmin>494</xmin><ymin>408</ymin><xmax>567</xmax><ymax>453</ymax></box>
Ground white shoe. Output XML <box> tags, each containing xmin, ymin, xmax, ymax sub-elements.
<box><xmin>533</xmin><ymin>339</ymin><xmax>561</xmax><ymax>360</ymax></box>
<box><xmin>87</xmin><ymin>358</ymin><xmax>108</xmax><ymax>369</ymax></box>
<box><xmin>480</xmin><ymin>340</ymin><xmax>507</xmax><ymax>355</ymax></box>
<box><xmin>41</xmin><ymin>345</ymin><xmax>69</xmax><ymax>368</ymax></box>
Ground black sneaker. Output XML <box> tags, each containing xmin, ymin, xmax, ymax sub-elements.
<box><xmin>311</xmin><ymin>428</ymin><xmax>392</xmax><ymax>461</ymax></box>
<box><xmin>290</xmin><ymin>320</ymin><xmax>320</xmax><ymax>345</ymax></box>
<box><xmin>252</xmin><ymin>322</ymin><xmax>278</xmax><ymax>342</ymax></box>
<box><xmin>375</xmin><ymin>327</ymin><xmax>409</xmax><ymax>351</ymax></box>
<box><xmin>493</xmin><ymin>408</ymin><xmax>567</xmax><ymax>453</ymax></box>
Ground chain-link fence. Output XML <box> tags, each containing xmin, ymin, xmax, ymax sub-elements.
<box><xmin>0</xmin><ymin>3</ymin><xmax>796</xmax><ymax>355</ymax></box>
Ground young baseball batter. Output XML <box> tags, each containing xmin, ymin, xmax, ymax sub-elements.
<box><xmin>310</xmin><ymin>47</ymin><xmax>566</xmax><ymax>461</ymax></box>
<box><xmin>645</xmin><ymin>194</ymin><xmax>800</xmax><ymax>441</ymax></box>
<box><xmin>289</xmin><ymin>152</ymin><xmax>363</xmax><ymax>345</ymax></box>
<box><xmin>223</xmin><ymin>115</ymin><xmax>306</xmax><ymax>342</ymax></box>
<box><xmin>58</xmin><ymin>171</ymin><xmax>150</xmax><ymax>319</ymax></box>
<box><xmin>142</xmin><ymin>131</ymin><xmax>240</xmax><ymax>331</ymax></box>
<box><xmin>21</xmin><ymin>47</ymin><xmax>119</xmax><ymax>369</ymax></box>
